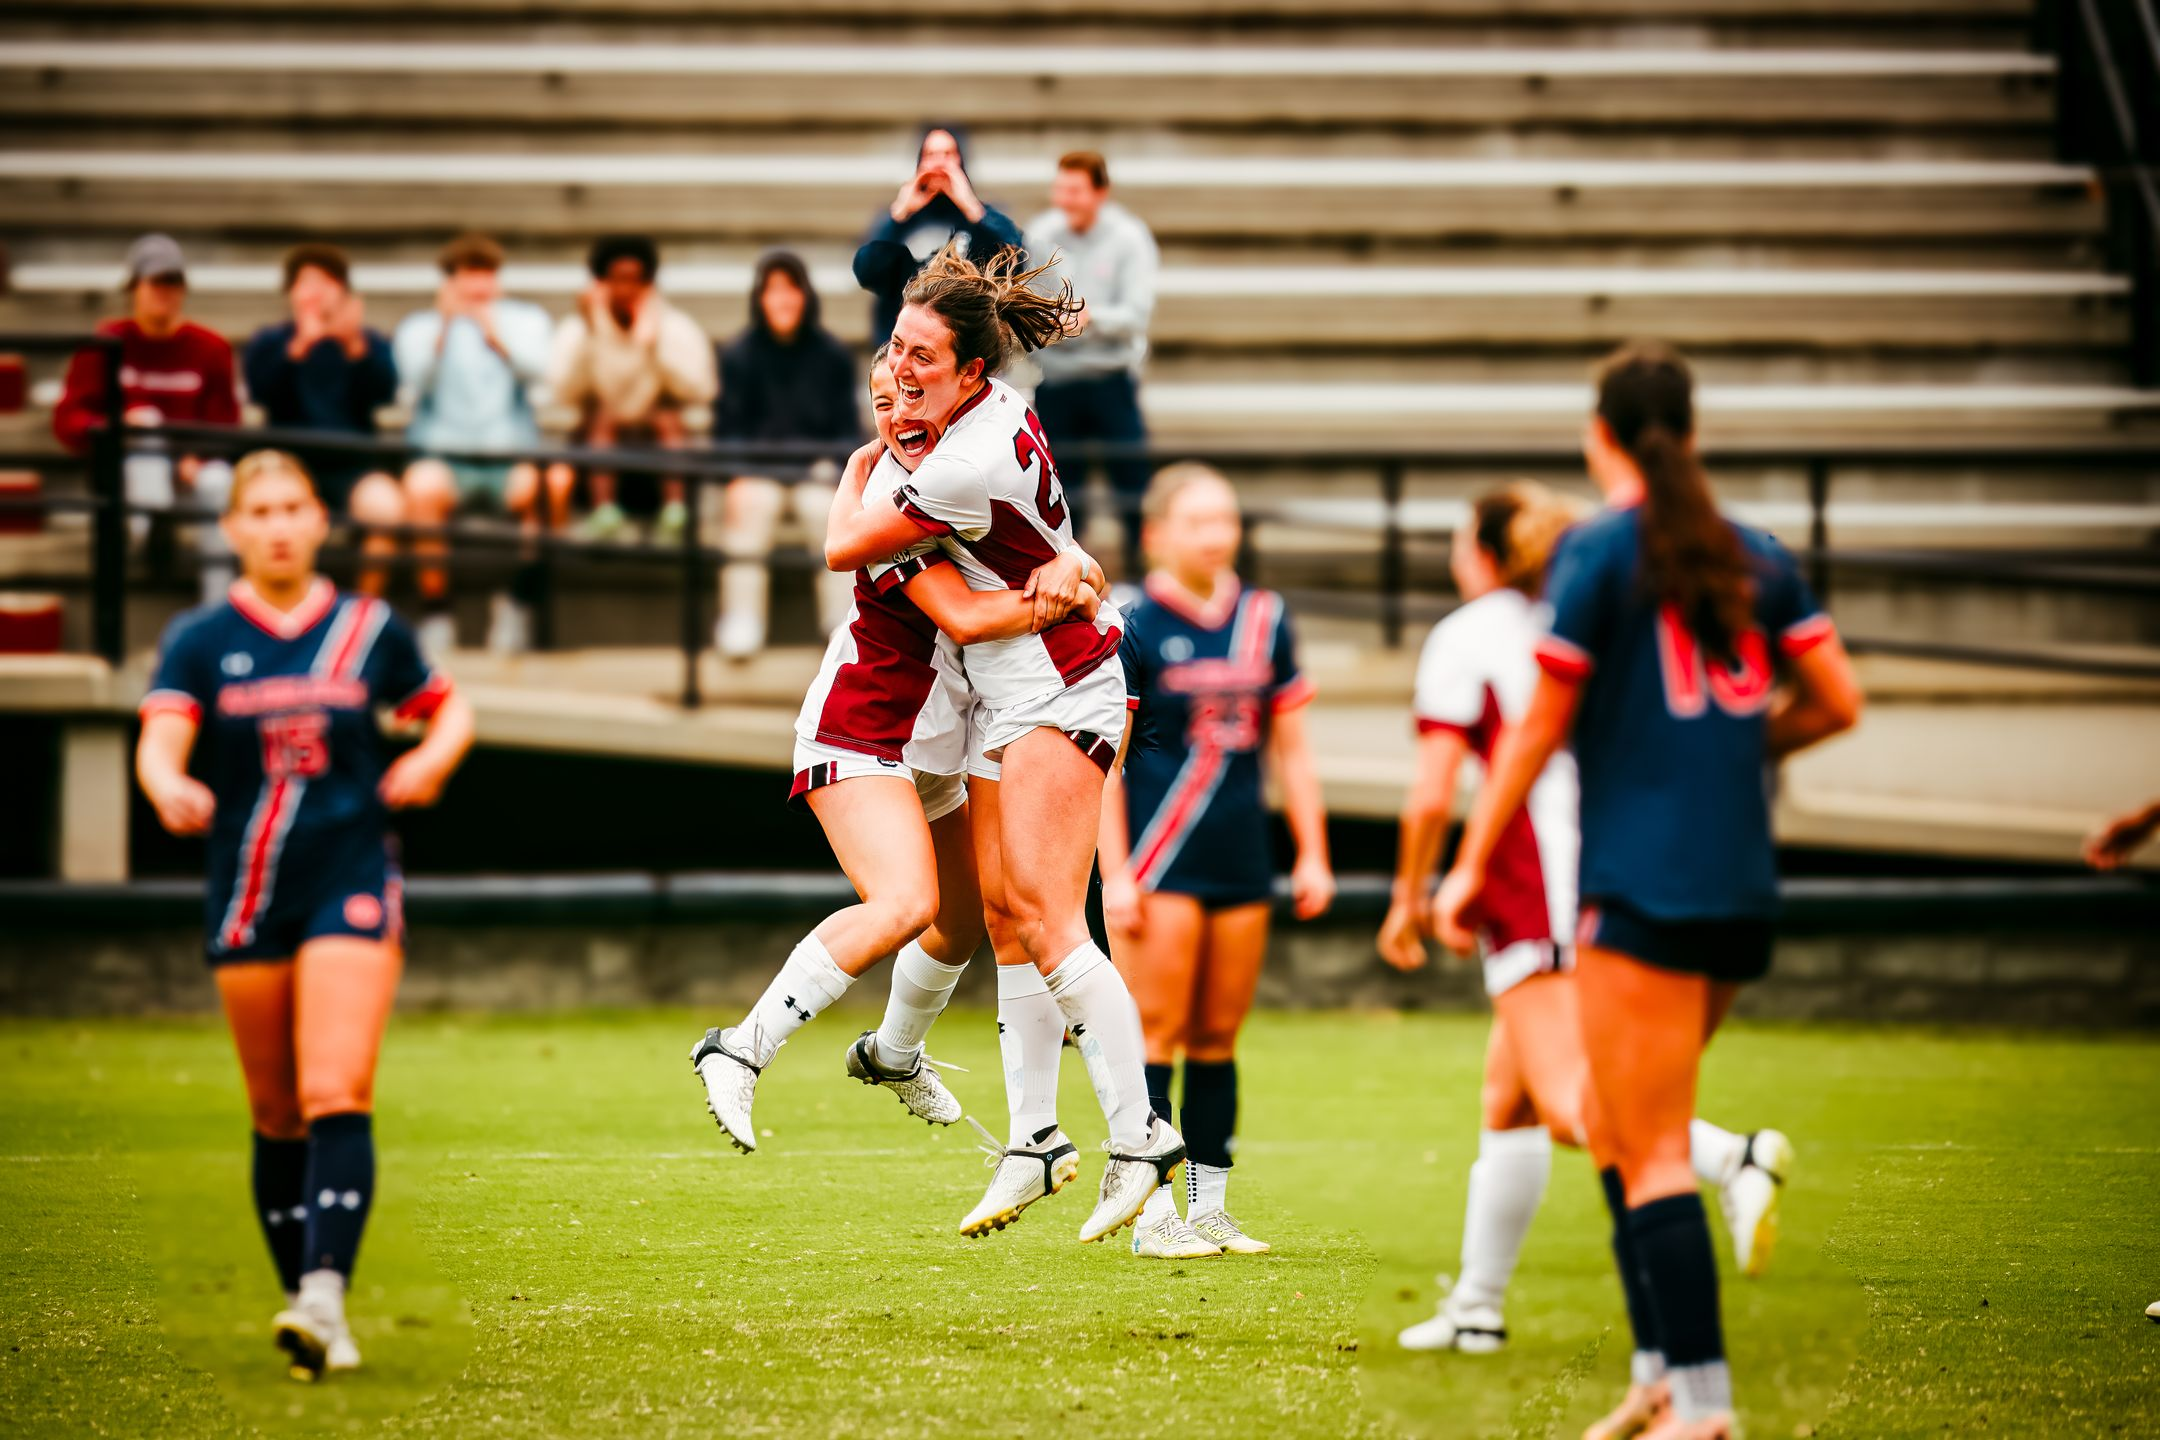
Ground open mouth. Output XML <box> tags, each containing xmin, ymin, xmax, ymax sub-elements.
<box><xmin>894</xmin><ymin>422</ymin><xmax>932</xmax><ymax>459</ymax></box>
<box><xmin>898</xmin><ymin>380</ymin><xmax>924</xmax><ymax>402</ymax></box>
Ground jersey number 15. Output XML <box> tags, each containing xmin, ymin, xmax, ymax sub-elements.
<box><xmin>259</xmin><ymin>711</ymin><xmax>331</xmax><ymax>779</ymax></box>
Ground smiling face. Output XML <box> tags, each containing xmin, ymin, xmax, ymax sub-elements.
<box><xmin>887</xmin><ymin>303</ymin><xmax>982</xmax><ymax>432</ymax></box>
<box><xmin>223</xmin><ymin>465</ymin><xmax>328</xmax><ymax>586</ymax></box>
<box><xmin>870</xmin><ymin>355</ymin><xmax>940</xmax><ymax>470</ymax></box>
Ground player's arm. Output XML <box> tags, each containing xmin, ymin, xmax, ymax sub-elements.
<box><xmin>900</xmin><ymin>562</ymin><xmax>1097</xmax><ymax>645</ymax></box>
<box><xmin>1021</xmin><ymin>547</ymin><xmax>1109</xmax><ymax>630</ymax></box>
<box><xmin>380</xmin><ymin>688</ymin><xmax>476</xmax><ymax>810</ymax></box>
<box><xmin>1267</xmin><ymin>702</ymin><xmax>1334</xmax><ymax>922</ymax></box>
<box><xmin>135</xmin><ymin>710</ymin><xmax>214</xmax><ymax>836</ymax></box>
<box><xmin>1766</xmin><ymin>627</ymin><xmax>1862</xmax><ymax>760</ymax></box>
<box><xmin>1380</xmin><ymin>725</ymin><xmax>1469</xmax><ymax>971</ymax></box>
<box><xmin>1434</xmin><ymin>673</ymin><xmax>1581</xmax><ymax>954</ymax></box>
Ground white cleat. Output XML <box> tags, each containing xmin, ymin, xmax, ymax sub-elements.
<box><xmin>1397</xmin><ymin>1278</ymin><xmax>1507</xmax><ymax>1354</ymax></box>
<box><xmin>1079</xmin><ymin>1117</ymin><xmax>1187</xmax><ymax>1245</ymax></box>
<box><xmin>2146</xmin><ymin>1300</ymin><xmax>2159</xmax><ymax>1321</ymax></box>
<box><xmin>325</xmin><ymin>1328</ymin><xmax>362</xmax><ymax>1373</ymax></box>
<box><xmin>691</xmin><ymin>1026</ymin><xmax>761</xmax><ymax>1154</ymax></box>
<box><xmin>1131</xmin><ymin>1210</ymin><xmax>1223</xmax><ymax>1259</ymax></box>
<box><xmin>1720</xmin><ymin>1128</ymin><xmax>1793</xmax><ymax>1278</ymax></box>
<box><xmin>959</xmin><ymin>1119</ymin><xmax>1080</xmax><ymax>1236</ymax></box>
<box><xmin>274</xmin><ymin>1273</ymin><xmax>348</xmax><ymax>1382</ymax></box>
<box><xmin>1188</xmin><ymin>1208</ymin><xmax>1271</xmax><ymax>1255</ymax></box>
<box><xmin>844</xmin><ymin>1031</ymin><xmax>963</xmax><ymax>1126</ymax></box>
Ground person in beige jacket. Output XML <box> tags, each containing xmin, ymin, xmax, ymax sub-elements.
<box><xmin>545</xmin><ymin>234</ymin><xmax>717</xmax><ymax>542</ymax></box>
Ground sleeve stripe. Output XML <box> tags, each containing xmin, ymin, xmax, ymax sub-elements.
<box><xmin>393</xmin><ymin>673</ymin><xmax>454</xmax><ymax>722</ymax></box>
<box><xmin>871</xmin><ymin>550</ymin><xmax>951</xmax><ymax>594</ymax></box>
<box><xmin>1126</xmin><ymin>696</ymin><xmax>1142</xmax><ymax>711</ymax></box>
<box><xmin>1533</xmin><ymin>635</ymin><xmax>1594</xmax><ymax>682</ymax></box>
<box><xmin>1271</xmin><ymin>673</ymin><xmax>1317</xmax><ymax>713</ymax></box>
<box><xmin>894</xmin><ymin>488</ymin><xmax>955</xmax><ymax>537</ymax></box>
<box><xmin>1415</xmin><ymin>716</ymin><xmax>1472</xmax><ymax>737</ymax></box>
<box><xmin>1778</xmin><ymin>612</ymin><xmax>1837</xmax><ymax>659</ymax></box>
<box><xmin>139</xmin><ymin>689</ymin><xmax>202</xmax><ymax>722</ymax></box>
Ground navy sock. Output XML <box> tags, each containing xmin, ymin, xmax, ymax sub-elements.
<box><xmin>251</xmin><ymin>1132</ymin><xmax>309</xmax><ymax>1294</ymax></box>
<box><xmin>1628</xmin><ymin>1191</ymin><xmax>1725</xmax><ymax>1367</ymax></box>
<box><xmin>1144</xmin><ymin>1061</ymin><xmax>1175</xmax><ymax>1130</ymax></box>
<box><xmin>303</xmin><ymin>1112</ymin><xmax>376</xmax><ymax>1279</ymax></box>
<box><xmin>1601</xmin><ymin>1167</ymin><xmax>1664</xmax><ymax>1358</ymax></box>
<box><xmin>1180</xmin><ymin>1058</ymin><xmax>1237</xmax><ymax>1170</ymax></box>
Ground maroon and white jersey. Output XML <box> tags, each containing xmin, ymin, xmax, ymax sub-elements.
<box><xmin>793</xmin><ymin>451</ymin><xmax>970</xmax><ymax>774</ymax></box>
<box><xmin>1414</xmin><ymin>587</ymin><xmax>1580</xmax><ymax>987</ymax></box>
<box><xmin>894</xmin><ymin>377</ymin><xmax>1124</xmax><ymax>710</ymax></box>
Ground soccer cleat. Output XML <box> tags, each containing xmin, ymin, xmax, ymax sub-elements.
<box><xmin>273</xmin><ymin>1305</ymin><xmax>331</xmax><ymax>1381</ymax></box>
<box><xmin>1583</xmin><ymin>1381</ymin><xmax>1671</xmax><ymax>1440</ymax></box>
<box><xmin>325</xmin><ymin>1328</ymin><xmax>362</xmax><ymax>1373</ymax></box>
<box><xmin>844</xmin><ymin>1031</ymin><xmax>963</xmax><ymax>1126</ymax></box>
<box><xmin>1188</xmin><ymin>1209</ymin><xmax>1271</xmax><ymax>1256</ymax></box>
<box><xmin>691</xmin><ymin>1026</ymin><xmax>761</xmax><ymax>1154</ymax></box>
<box><xmin>2147</xmin><ymin>1300</ymin><xmax>2160</xmax><ymax>1321</ymax></box>
<box><xmin>1719</xmin><ymin>1128</ymin><xmax>1793</xmax><ymax>1278</ymax></box>
<box><xmin>959</xmin><ymin>1118</ymin><xmax>1080</xmax><ymax>1236</ymax></box>
<box><xmin>1079</xmin><ymin>1117</ymin><xmax>1187</xmax><ymax>1245</ymax></box>
<box><xmin>1130</xmin><ymin>1210</ymin><xmax>1223</xmax><ymax>1259</ymax></box>
<box><xmin>1398</xmin><ymin>1279</ymin><xmax>1506</xmax><ymax>1354</ymax></box>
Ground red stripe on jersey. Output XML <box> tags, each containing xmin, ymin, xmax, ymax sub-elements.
<box><xmin>895</xmin><ymin>489</ymin><xmax>956</xmax><ymax>537</ymax></box>
<box><xmin>1779</xmin><ymin>612</ymin><xmax>1836</xmax><ymax>658</ymax></box>
<box><xmin>1415</xmin><ymin>716</ymin><xmax>1468</xmax><ymax>737</ymax></box>
<box><xmin>870</xmin><ymin>550</ymin><xmax>950</xmax><ymax>594</ymax></box>
<box><xmin>812</xmin><ymin>579</ymin><xmax>943</xmax><ymax>762</ymax></box>
<box><xmin>221</xmin><ymin>775</ymin><xmax>296</xmax><ymax>950</ymax></box>
<box><xmin>1533</xmin><ymin>635</ymin><xmax>1593</xmax><ymax>683</ymax></box>
<box><xmin>140</xmin><ymin>689</ymin><xmax>202</xmax><ymax>723</ymax></box>
<box><xmin>1132</xmin><ymin>745</ymin><xmax>1224</xmax><ymax>888</ymax></box>
<box><xmin>323</xmin><ymin>598</ymin><xmax>380</xmax><ymax>680</ymax></box>
<box><xmin>394</xmin><ymin>673</ymin><xmax>453</xmax><ymax>722</ymax></box>
<box><xmin>1271</xmin><ymin>673</ymin><xmax>1317</xmax><ymax>713</ymax></box>
<box><xmin>230</xmin><ymin>577</ymin><xmax>335</xmax><ymax>640</ymax></box>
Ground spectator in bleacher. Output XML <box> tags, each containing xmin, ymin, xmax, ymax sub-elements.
<box><xmin>544</xmin><ymin>234</ymin><xmax>717</xmax><ymax>544</ymax></box>
<box><xmin>1026</xmin><ymin>151</ymin><xmax>1159</xmax><ymax>574</ymax></box>
<box><xmin>711</xmin><ymin>251</ymin><xmax>862</xmax><ymax>659</ymax></box>
<box><xmin>390</xmin><ymin>232</ymin><xmax>556</xmax><ymax>656</ymax></box>
<box><xmin>53</xmin><ymin>234</ymin><xmax>242</xmax><ymax>601</ymax></box>
<box><xmin>853</xmin><ymin>124</ymin><xmax>1026</xmax><ymax>348</ymax></box>
<box><xmin>241</xmin><ymin>244</ymin><xmax>401</xmax><ymax>594</ymax></box>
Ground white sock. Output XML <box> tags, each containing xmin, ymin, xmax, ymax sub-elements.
<box><xmin>1452</xmin><ymin>1127</ymin><xmax>1553</xmax><ymax>1311</ymax></box>
<box><xmin>738</xmin><ymin>933</ymin><xmax>853</xmax><ymax>1068</ymax></box>
<box><xmin>1668</xmin><ymin>1359</ymin><xmax>1734</xmax><ymax>1420</ymax></box>
<box><xmin>1632</xmin><ymin>1350</ymin><xmax>1668</xmax><ymax>1387</ymax></box>
<box><xmin>1187</xmin><ymin>1162</ymin><xmax>1230</xmax><ymax>1217</ymax></box>
<box><xmin>872</xmin><ymin>939</ymin><xmax>966</xmax><ymax>1067</ymax></box>
<box><xmin>1141</xmin><ymin>1184</ymin><xmax>1177</xmax><ymax>1224</ymax></box>
<box><xmin>997</xmin><ymin>964</ymin><xmax>1063</xmax><ymax>1148</ymax></box>
<box><xmin>1042</xmin><ymin>942</ymin><xmax>1154</xmax><ymax>1151</ymax></box>
<box><xmin>297</xmin><ymin>1268</ymin><xmax>346</xmax><ymax>1319</ymax></box>
<box><xmin>1689</xmin><ymin>1119</ymin><xmax>1750</xmax><ymax>1186</ymax></box>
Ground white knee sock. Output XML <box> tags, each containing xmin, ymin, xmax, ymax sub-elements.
<box><xmin>1689</xmin><ymin>1119</ymin><xmax>1750</xmax><ymax>1186</ymax></box>
<box><xmin>1042</xmin><ymin>942</ymin><xmax>1154</xmax><ymax>1151</ymax></box>
<box><xmin>872</xmin><ymin>940</ymin><xmax>967</xmax><ymax>1068</ymax></box>
<box><xmin>997</xmin><ymin>964</ymin><xmax>1064</xmax><ymax>1148</ymax></box>
<box><xmin>1453</xmin><ymin>1127</ymin><xmax>1553</xmax><ymax>1311</ymax></box>
<box><xmin>1187</xmin><ymin>1162</ymin><xmax>1230</xmax><ymax>1217</ymax></box>
<box><xmin>737</xmin><ymin>933</ymin><xmax>853</xmax><ymax>1068</ymax></box>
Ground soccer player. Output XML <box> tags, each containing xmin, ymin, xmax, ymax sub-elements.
<box><xmin>1097</xmin><ymin>463</ymin><xmax>1333</xmax><ymax>1260</ymax></box>
<box><xmin>827</xmin><ymin>243</ymin><xmax>1186</xmax><ymax>1245</ymax></box>
<box><xmin>691</xmin><ymin>353</ymin><xmax>1105</xmax><ymax>1151</ymax></box>
<box><xmin>135</xmin><ymin>449</ymin><xmax>474</xmax><ymax>1380</ymax></box>
<box><xmin>1381</xmin><ymin>482</ymin><xmax>1791</xmax><ymax>1357</ymax></box>
<box><xmin>1434</xmin><ymin>347</ymin><xmax>1862</xmax><ymax>1440</ymax></box>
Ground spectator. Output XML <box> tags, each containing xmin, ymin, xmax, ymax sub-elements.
<box><xmin>241</xmin><ymin>244</ymin><xmax>401</xmax><ymax>592</ymax></box>
<box><xmin>53</xmin><ymin>233</ymin><xmax>241</xmax><ymax>601</ymax></box>
<box><xmin>545</xmin><ymin>234</ymin><xmax>717</xmax><ymax>543</ymax></box>
<box><xmin>1026</xmin><ymin>150</ymin><xmax>1159</xmax><ymax>573</ymax></box>
<box><xmin>391</xmin><ymin>232</ymin><xmax>556</xmax><ymax>656</ymax></box>
<box><xmin>711</xmin><ymin>251</ymin><xmax>862</xmax><ymax>658</ymax></box>
<box><xmin>852</xmin><ymin>124</ymin><xmax>1026</xmax><ymax>348</ymax></box>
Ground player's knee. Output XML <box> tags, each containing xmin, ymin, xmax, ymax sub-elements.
<box><xmin>299</xmin><ymin>1071</ymin><xmax>375</xmax><ymax>1124</ymax></box>
<box><xmin>869</xmin><ymin>888</ymin><xmax>941</xmax><ymax>952</ymax></box>
<box><xmin>1185</xmin><ymin>1030</ymin><xmax>1238</xmax><ymax>1063</ymax></box>
<box><xmin>248</xmin><ymin>1090</ymin><xmax>307</xmax><ymax>1141</ymax></box>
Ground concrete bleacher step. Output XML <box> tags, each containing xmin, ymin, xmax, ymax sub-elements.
<box><xmin>1</xmin><ymin>0</ymin><xmax>2040</xmax><ymax>20</ymax></box>
<box><xmin>0</xmin><ymin>41</ymin><xmax>2057</xmax><ymax>128</ymax></box>
<box><xmin>0</xmin><ymin>152</ymin><xmax>2102</xmax><ymax>243</ymax></box>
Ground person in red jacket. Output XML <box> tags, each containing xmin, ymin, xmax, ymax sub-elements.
<box><xmin>54</xmin><ymin>234</ymin><xmax>243</xmax><ymax>599</ymax></box>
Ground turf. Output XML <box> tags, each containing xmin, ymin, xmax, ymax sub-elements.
<box><xmin>0</xmin><ymin>1008</ymin><xmax>2153</xmax><ymax>1438</ymax></box>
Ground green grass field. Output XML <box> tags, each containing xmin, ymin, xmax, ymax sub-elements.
<box><xmin>2</xmin><ymin>1008</ymin><xmax>2155</xmax><ymax>1438</ymax></box>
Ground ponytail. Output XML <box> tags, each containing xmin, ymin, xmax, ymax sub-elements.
<box><xmin>1594</xmin><ymin>343</ymin><xmax>1754</xmax><ymax>660</ymax></box>
<box><xmin>901</xmin><ymin>242</ymin><xmax>1083</xmax><ymax>377</ymax></box>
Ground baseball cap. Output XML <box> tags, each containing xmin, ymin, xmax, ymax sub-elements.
<box><xmin>122</xmin><ymin>233</ymin><xmax>186</xmax><ymax>288</ymax></box>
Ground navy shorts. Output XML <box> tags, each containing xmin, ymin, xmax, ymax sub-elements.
<box><xmin>204</xmin><ymin>829</ymin><xmax>403</xmax><ymax>965</ymax></box>
<box><xmin>1579</xmin><ymin>895</ymin><xmax>1774</xmax><ymax>984</ymax></box>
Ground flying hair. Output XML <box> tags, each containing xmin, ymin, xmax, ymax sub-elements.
<box><xmin>900</xmin><ymin>243</ymin><xmax>1083</xmax><ymax>377</ymax></box>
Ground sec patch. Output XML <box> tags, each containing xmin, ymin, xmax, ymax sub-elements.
<box><xmin>343</xmin><ymin>893</ymin><xmax>384</xmax><ymax>931</ymax></box>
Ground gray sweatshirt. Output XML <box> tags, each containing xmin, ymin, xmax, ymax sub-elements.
<box><xmin>1025</xmin><ymin>200</ymin><xmax>1159</xmax><ymax>383</ymax></box>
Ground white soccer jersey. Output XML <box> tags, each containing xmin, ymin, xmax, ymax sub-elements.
<box><xmin>793</xmin><ymin>451</ymin><xmax>971</xmax><ymax>775</ymax></box>
<box><xmin>893</xmin><ymin>377</ymin><xmax>1124</xmax><ymax>710</ymax></box>
<box><xmin>1413</xmin><ymin>587</ymin><xmax>1580</xmax><ymax>989</ymax></box>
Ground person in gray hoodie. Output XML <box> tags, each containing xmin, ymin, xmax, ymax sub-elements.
<box><xmin>1025</xmin><ymin>150</ymin><xmax>1159</xmax><ymax>572</ymax></box>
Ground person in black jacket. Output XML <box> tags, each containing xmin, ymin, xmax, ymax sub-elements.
<box><xmin>712</xmin><ymin>251</ymin><xmax>864</xmax><ymax>658</ymax></box>
<box><xmin>852</xmin><ymin>124</ymin><xmax>1026</xmax><ymax>350</ymax></box>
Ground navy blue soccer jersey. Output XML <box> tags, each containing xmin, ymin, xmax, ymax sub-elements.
<box><xmin>141</xmin><ymin>580</ymin><xmax>452</xmax><ymax>960</ymax></box>
<box><xmin>1118</xmin><ymin>576</ymin><xmax>1315</xmax><ymax>905</ymax></box>
<box><xmin>1534</xmin><ymin>505</ymin><xmax>1834</xmax><ymax>922</ymax></box>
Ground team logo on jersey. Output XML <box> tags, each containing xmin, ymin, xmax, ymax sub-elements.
<box><xmin>221</xmin><ymin>651</ymin><xmax>254</xmax><ymax>676</ymax></box>
<box><xmin>343</xmin><ymin>893</ymin><xmax>383</xmax><ymax>931</ymax></box>
<box><xmin>1161</xmin><ymin>636</ymin><xmax>1195</xmax><ymax>662</ymax></box>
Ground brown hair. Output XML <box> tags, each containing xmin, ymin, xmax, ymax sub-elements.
<box><xmin>1058</xmin><ymin>150</ymin><xmax>1110</xmax><ymax>189</ymax></box>
<box><xmin>438</xmin><ymin>231</ymin><xmax>505</xmax><ymax>275</ymax></box>
<box><xmin>1595</xmin><ymin>343</ymin><xmax>1753</xmax><ymax>659</ymax></box>
<box><xmin>1470</xmin><ymin>481</ymin><xmax>1586</xmax><ymax>597</ymax></box>
<box><xmin>900</xmin><ymin>243</ymin><xmax>1081</xmax><ymax>377</ymax></box>
<box><xmin>227</xmin><ymin>449</ymin><xmax>319</xmax><ymax>512</ymax></box>
<box><xmin>281</xmin><ymin>243</ymin><xmax>351</xmax><ymax>293</ymax></box>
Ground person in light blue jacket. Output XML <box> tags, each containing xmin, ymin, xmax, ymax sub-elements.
<box><xmin>389</xmin><ymin>232</ymin><xmax>557</xmax><ymax>655</ymax></box>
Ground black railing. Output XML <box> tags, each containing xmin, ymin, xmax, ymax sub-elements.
<box><xmin>2040</xmin><ymin>0</ymin><xmax>2160</xmax><ymax>384</ymax></box>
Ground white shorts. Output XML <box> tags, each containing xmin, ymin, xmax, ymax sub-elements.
<box><xmin>967</xmin><ymin>662</ymin><xmax>1129</xmax><ymax>783</ymax></box>
<box><xmin>1483</xmin><ymin>938</ymin><xmax>1573</xmax><ymax>999</ymax></box>
<box><xmin>788</xmin><ymin>736</ymin><xmax>968</xmax><ymax>824</ymax></box>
